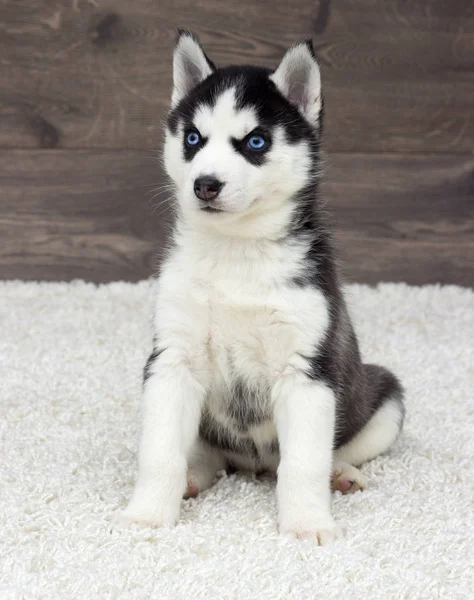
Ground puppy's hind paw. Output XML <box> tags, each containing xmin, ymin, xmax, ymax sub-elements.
<box><xmin>331</xmin><ymin>461</ymin><xmax>367</xmax><ymax>495</ymax></box>
<box><xmin>183</xmin><ymin>480</ymin><xmax>200</xmax><ymax>499</ymax></box>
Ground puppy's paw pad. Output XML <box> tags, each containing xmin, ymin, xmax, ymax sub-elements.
<box><xmin>331</xmin><ymin>463</ymin><xmax>367</xmax><ymax>495</ymax></box>
<box><xmin>183</xmin><ymin>481</ymin><xmax>200</xmax><ymax>499</ymax></box>
<box><xmin>331</xmin><ymin>477</ymin><xmax>365</xmax><ymax>494</ymax></box>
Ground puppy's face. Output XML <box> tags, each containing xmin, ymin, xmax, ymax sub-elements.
<box><xmin>164</xmin><ymin>32</ymin><xmax>323</xmax><ymax>229</ymax></box>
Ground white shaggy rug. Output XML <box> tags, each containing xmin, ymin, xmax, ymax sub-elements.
<box><xmin>1</xmin><ymin>280</ymin><xmax>473</xmax><ymax>599</ymax></box>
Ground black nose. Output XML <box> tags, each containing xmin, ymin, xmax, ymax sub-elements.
<box><xmin>193</xmin><ymin>176</ymin><xmax>224</xmax><ymax>202</ymax></box>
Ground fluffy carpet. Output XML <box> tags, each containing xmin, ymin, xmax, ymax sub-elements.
<box><xmin>0</xmin><ymin>280</ymin><xmax>472</xmax><ymax>599</ymax></box>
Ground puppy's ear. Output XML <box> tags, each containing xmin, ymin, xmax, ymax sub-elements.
<box><xmin>171</xmin><ymin>30</ymin><xmax>215</xmax><ymax>107</ymax></box>
<box><xmin>270</xmin><ymin>40</ymin><xmax>322</xmax><ymax>126</ymax></box>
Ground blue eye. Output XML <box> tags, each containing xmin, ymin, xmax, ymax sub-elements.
<box><xmin>247</xmin><ymin>135</ymin><xmax>266</xmax><ymax>150</ymax></box>
<box><xmin>186</xmin><ymin>130</ymin><xmax>201</xmax><ymax>146</ymax></box>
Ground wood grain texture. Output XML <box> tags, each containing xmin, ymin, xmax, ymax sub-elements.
<box><xmin>0</xmin><ymin>149</ymin><xmax>170</xmax><ymax>282</ymax></box>
<box><xmin>325</xmin><ymin>153</ymin><xmax>474</xmax><ymax>284</ymax></box>
<box><xmin>1</xmin><ymin>149</ymin><xmax>472</xmax><ymax>285</ymax></box>
<box><xmin>1</xmin><ymin>0</ymin><xmax>473</xmax><ymax>153</ymax></box>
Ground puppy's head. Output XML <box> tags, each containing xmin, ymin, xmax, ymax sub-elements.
<box><xmin>164</xmin><ymin>31</ymin><xmax>323</xmax><ymax>232</ymax></box>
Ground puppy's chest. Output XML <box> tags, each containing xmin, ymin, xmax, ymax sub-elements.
<box><xmin>191</xmin><ymin>273</ymin><xmax>327</xmax><ymax>458</ymax></box>
<box><xmin>195</xmin><ymin>278</ymin><xmax>311</xmax><ymax>386</ymax></box>
<box><xmin>200</xmin><ymin>282</ymin><xmax>298</xmax><ymax>449</ymax></box>
<box><xmin>161</xmin><ymin>249</ymin><xmax>329</xmax><ymax>459</ymax></box>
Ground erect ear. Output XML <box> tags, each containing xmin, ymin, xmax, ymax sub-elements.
<box><xmin>171</xmin><ymin>30</ymin><xmax>215</xmax><ymax>107</ymax></box>
<box><xmin>270</xmin><ymin>40</ymin><xmax>322</xmax><ymax>126</ymax></box>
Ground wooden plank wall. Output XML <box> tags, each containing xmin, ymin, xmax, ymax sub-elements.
<box><xmin>1</xmin><ymin>0</ymin><xmax>473</xmax><ymax>285</ymax></box>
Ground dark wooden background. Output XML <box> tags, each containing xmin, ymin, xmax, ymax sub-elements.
<box><xmin>1</xmin><ymin>0</ymin><xmax>473</xmax><ymax>285</ymax></box>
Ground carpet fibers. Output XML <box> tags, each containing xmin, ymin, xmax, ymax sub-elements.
<box><xmin>0</xmin><ymin>280</ymin><xmax>472</xmax><ymax>599</ymax></box>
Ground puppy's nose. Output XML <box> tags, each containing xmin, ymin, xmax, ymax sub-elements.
<box><xmin>193</xmin><ymin>176</ymin><xmax>224</xmax><ymax>202</ymax></box>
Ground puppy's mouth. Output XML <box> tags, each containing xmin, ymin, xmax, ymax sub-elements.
<box><xmin>200</xmin><ymin>205</ymin><xmax>224</xmax><ymax>214</ymax></box>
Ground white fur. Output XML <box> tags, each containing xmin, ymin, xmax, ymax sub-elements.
<box><xmin>120</xmin><ymin>359</ymin><xmax>205</xmax><ymax>527</ymax></box>
<box><xmin>123</xmin><ymin>51</ymin><xmax>336</xmax><ymax>542</ymax></box>
<box><xmin>4</xmin><ymin>280</ymin><xmax>473</xmax><ymax>597</ymax></box>
<box><xmin>271</xmin><ymin>42</ymin><xmax>322</xmax><ymax>126</ymax></box>
<box><xmin>335</xmin><ymin>398</ymin><xmax>404</xmax><ymax>467</ymax></box>
<box><xmin>122</xmin><ymin>227</ymin><xmax>335</xmax><ymax>535</ymax></box>
<box><xmin>171</xmin><ymin>33</ymin><xmax>213</xmax><ymax>107</ymax></box>
<box><xmin>163</xmin><ymin>86</ymin><xmax>312</xmax><ymax>238</ymax></box>
<box><xmin>331</xmin><ymin>460</ymin><xmax>367</xmax><ymax>493</ymax></box>
<box><xmin>274</xmin><ymin>376</ymin><xmax>342</xmax><ymax>542</ymax></box>
<box><xmin>185</xmin><ymin>439</ymin><xmax>227</xmax><ymax>497</ymax></box>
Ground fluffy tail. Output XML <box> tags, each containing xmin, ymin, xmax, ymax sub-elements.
<box><xmin>335</xmin><ymin>364</ymin><xmax>405</xmax><ymax>467</ymax></box>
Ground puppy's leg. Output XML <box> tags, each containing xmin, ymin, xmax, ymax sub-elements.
<box><xmin>120</xmin><ymin>353</ymin><xmax>205</xmax><ymax>528</ymax></box>
<box><xmin>273</xmin><ymin>374</ymin><xmax>343</xmax><ymax>545</ymax></box>
<box><xmin>184</xmin><ymin>439</ymin><xmax>227</xmax><ymax>498</ymax></box>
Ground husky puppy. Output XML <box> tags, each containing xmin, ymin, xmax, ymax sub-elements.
<box><xmin>120</xmin><ymin>31</ymin><xmax>405</xmax><ymax>544</ymax></box>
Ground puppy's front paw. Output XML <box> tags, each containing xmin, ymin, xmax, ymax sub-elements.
<box><xmin>111</xmin><ymin>498</ymin><xmax>180</xmax><ymax>531</ymax></box>
<box><xmin>279</xmin><ymin>515</ymin><xmax>344</xmax><ymax>545</ymax></box>
<box><xmin>112</xmin><ymin>511</ymin><xmax>164</xmax><ymax>531</ymax></box>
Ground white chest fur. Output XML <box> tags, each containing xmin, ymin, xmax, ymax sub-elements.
<box><xmin>153</xmin><ymin>229</ymin><xmax>329</xmax><ymax>462</ymax></box>
<box><xmin>156</xmin><ymin>231</ymin><xmax>329</xmax><ymax>384</ymax></box>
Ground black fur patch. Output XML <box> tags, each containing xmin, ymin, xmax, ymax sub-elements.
<box><xmin>183</xmin><ymin>128</ymin><xmax>208</xmax><ymax>162</ymax></box>
<box><xmin>143</xmin><ymin>347</ymin><xmax>164</xmax><ymax>384</ymax></box>
<box><xmin>199</xmin><ymin>410</ymin><xmax>260</xmax><ymax>459</ymax></box>
<box><xmin>167</xmin><ymin>65</ymin><xmax>321</xmax><ymax>157</ymax></box>
<box><xmin>222</xmin><ymin>379</ymin><xmax>269</xmax><ymax>431</ymax></box>
<box><xmin>283</xmin><ymin>171</ymin><xmax>405</xmax><ymax>449</ymax></box>
<box><xmin>166</xmin><ymin>39</ymin><xmax>405</xmax><ymax>460</ymax></box>
<box><xmin>230</xmin><ymin>128</ymin><xmax>272</xmax><ymax>166</ymax></box>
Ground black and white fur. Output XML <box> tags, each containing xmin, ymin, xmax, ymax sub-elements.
<box><xmin>119</xmin><ymin>32</ymin><xmax>405</xmax><ymax>544</ymax></box>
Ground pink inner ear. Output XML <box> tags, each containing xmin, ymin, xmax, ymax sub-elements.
<box><xmin>172</xmin><ymin>35</ymin><xmax>214</xmax><ymax>106</ymax></box>
<box><xmin>182</xmin><ymin>55</ymin><xmax>207</xmax><ymax>89</ymax></box>
<box><xmin>271</xmin><ymin>45</ymin><xmax>321</xmax><ymax>124</ymax></box>
<box><xmin>286</xmin><ymin>65</ymin><xmax>311</xmax><ymax>111</ymax></box>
